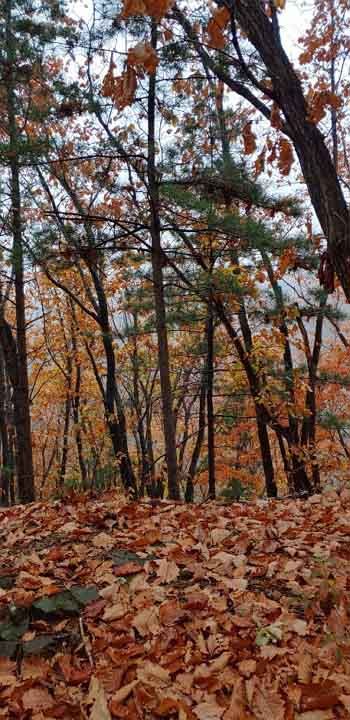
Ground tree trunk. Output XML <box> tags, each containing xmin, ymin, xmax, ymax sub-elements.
<box><xmin>89</xmin><ymin>265</ymin><xmax>137</xmax><ymax>497</ymax></box>
<box><xmin>59</xmin><ymin>393</ymin><xmax>71</xmax><ymax>488</ymax></box>
<box><xmin>206</xmin><ymin>294</ymin><xmax>216</xmax><ymax>500</ymax></box>
<box><xmin>255</xmin><ymin>406</ymin><xmax>277</xmax><ymax>498</ymax></box>
<box><xmin>147</xmin><ymin>21</ymin><xmax>179</xmax><ymax>500</ymax></box>
<box><xmin>0</xmin><ymin>348</ymin><xmax>10</xmax><ymax>505</ymax></box>
<box><xmin>5</xmin><ymin>0</ymin><xmax>35</xmax><ymax>503</ymax></box>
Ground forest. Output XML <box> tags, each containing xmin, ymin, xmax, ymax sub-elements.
<box><xmin>2</xmin><ymin>0</ymin><xmax>350</xmax><ymax>717</ymax></box>
<box><xmin>1</xmin><ymin>0</ymin><xmax>350</xmax><ymax>505</ymax></box>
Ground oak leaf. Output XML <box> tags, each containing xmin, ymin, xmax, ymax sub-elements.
<box><xmin>122</xmin><ymin>0</ymin><xmax>174</xmax><ymax>19</ymax></box>
<box><xmin>243</xmin><ymin>123</ymin><xmax>257</xmax><ymax>155</ymax></box>
<box><xmin>278</xmin><ymin>138</ymin><xmax>293</xmax><ymax>175</ymax></box>
<box><xmin>128</xmin><ymin>42</ymin><xmax>159</xmax><ymax>74</ymax></box>
<box><xmin>207</xmin><ymin>7</ymin><xmax>230</xmax><ymax>49</ymax></box>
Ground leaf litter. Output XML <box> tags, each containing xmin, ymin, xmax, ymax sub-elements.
<box><xmin>0</xmin><ymin>488</ymin><xmax>349</xmax><ymax>717</ymax></box>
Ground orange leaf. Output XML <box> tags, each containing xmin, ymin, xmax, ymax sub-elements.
<box><xmin>115</xmin><ymin>68</ymin><xmax>138</xmax><ymax>110</ymax></box>
<box><xmin>207</xmin><ymin>7</ymin><xmax>230</xmax><ymax>49</ymax></box>
<box><xmin>122</xmin><ymin>0</ymin><xmax>174</xmax><ymax>20</ymax></box>
<box><xmin>277</xmin><ymin>138</ymin><xmax>293</xmax><ymax>175</ymax></box>
<box><xmin>243</xmin><ymin>122</ymin><xmax>257</xmax><ymax>155</ymax></box>
<box><xmin>270</xmin><ymin>102</ymin><xmax>283</xmax><ymax>129</ymax></box>
<box><xmin>128</xmin><ymin>42</ymin><xmax>159</xmax><ymax>74</ymax></box>
<box><xmin>122</xmin><ymin>0</ymin><xmax>147</xmax><ymax>16</ymax></box>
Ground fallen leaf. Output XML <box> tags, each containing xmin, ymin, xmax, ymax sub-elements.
<box><xmin>156</xmin><ymin>558</ymin><xmax>179</xmax><ymax>583</ymax></box>
<box><xmin>110</xmin><ymin>680</ymin><xmax>138</xmax><ymax>705</ymax></box>
<box><xmin>194</xmin><ymin>699</ymin><xmax>224</xmax><ymax>719</ymax></box>
<box><xmin>89</xmin><ymin>683</ymin><xmax>112</xmax><ymax>720</ymax></box>
<box><xmin>22</xmin><ymin>687</ymin><xmax>54</xmax><ymax>711</ymax></box>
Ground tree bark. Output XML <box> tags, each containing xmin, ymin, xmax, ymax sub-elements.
<box><xmin>206</xmin><ymin>294</ymin><xmax>216</xmax><ymax>499</ymax></box>
<box><xmin>148</xmin><ymin>21</ymin><xmax>180</xmax><ymax>500</ymax></box>
<box><xmin>4</xmin><ymin>0</ymin><xmax>35</xmax><ymax>502</ymax></box>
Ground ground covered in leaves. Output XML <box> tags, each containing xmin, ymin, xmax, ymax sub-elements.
<box><xmin>1</xmin><ymin>490</ymin><xmax>350</xmax><ymax>719</ymax></box>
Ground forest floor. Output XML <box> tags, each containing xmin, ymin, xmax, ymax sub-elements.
<box><xmin>0</xmin><ymin>491</ymin><xmax>350</xmax><ymax>719</ymax></box>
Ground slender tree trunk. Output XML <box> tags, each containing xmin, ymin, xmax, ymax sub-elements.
<box><xmin>255</xmin><ymin>406</ymin><xmax>277</xmax><ymax>498</ymax></box>
<box><xmin>70</xmin><ymin>308</ymin><xmax>87</xmax><ymax>489</ymax></box>
<box><xmin>276</xmin><ymin>430</ymin><xmax>293</xmax><ymax>493</ymax></box>
<box><xmin>89</xmin><ymin>265</ymin><xmax>137</xmax><ymax>497</ymax></box>
<box><xmin>59</xmin><ymin>392</ymin><xmax>71</xmax><ymax>488</ymax></box>
<box><xmin>5</xmin><ymin>0</ymin><xmax>35</xmax><ymax>502</ymax></box>
<box><xmin>0</xmin><ymin>349</ymin><xmax>10</xmax><ymax>505</ymax></box>
<box><xmin>186</xmin><ymin>362</ymin><xmax>207</xmax><ymax>502</ymax></box>
<box><xmin>206</xmin><ymin>294</ymin><xmax>216</xmax><ymax>499</ymax></box>
<box><xmin>131</xmin><ymin>313</ymin><xmax>152</xmax><ymax>496</ymax></box>
<box><xmin>237</xmin><ymin>293</ymin><xmax>278</xmax><ymax>497</ymax></box>
<box><xmin>148</xmin><ymin>21</ymin><xmax>179</xmax><ymax>500</ymax></box>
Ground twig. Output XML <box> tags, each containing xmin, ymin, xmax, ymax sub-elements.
<box><xmin>78</xmin><ymin>616</ymin><xmax>94</xmax><ymax>667</ymax></box>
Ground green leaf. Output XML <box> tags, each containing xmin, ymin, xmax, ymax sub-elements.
<box><xmin>23</xmin><ymin>635</ymin><xmax>56</xmax><ymax>655</ymax></box>
<box><xmin>33</xmin><ymin>592</ymin><xmax>80</xmax><ymax>615</ymax></box>
<box><xmin>70</xmin><ymin>585</ymin><xmax>99</xmax><ymax>606</ymax></box>
<box><xmin>110</xmin><ymin>550</ymin><xmax>154</xmax><ymax>567</ymax></box>
<box><xmin>0</xmin><ymin>576</ymin><xmax>16</xmax><ymax>590</ymax></box>
<box><xmin>256</xmin><ymin>623</ymin><xmax>283</xmax><ymax>646</ymax></box>
<box><xmin>0</xmin><ymin>617</ymin><xmax>29</xmax><ymax>641</ymax></box>
<box><xmin>33</xmin><ymin>585</ymin><xmax>100</xmax><ymax>617</ymax></box>
<box><xmin>0</xmin><ymin>641</ymin><xmax>18</xmax><ymax>658</ymax></box>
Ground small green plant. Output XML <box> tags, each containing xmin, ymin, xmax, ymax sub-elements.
<box><xmin>220</xmin><ymin>477</ymin><xmax>253</xmax><ymax>502</ymax></box>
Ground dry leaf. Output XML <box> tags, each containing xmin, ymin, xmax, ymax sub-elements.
<box><xmin>194</xmin><ymin>699</ymin><xmax>225</xmax><ymax>719</ymax></box>
<box><xmin>156</xmin><ymin>558</ymin><xmax>179</xmax><ymax>583</ymax></box>
<box><xmin>22</xmin><ymin>687</ymin><xmax>54</xmax><ymax>711</ymax></box>
<box><xmin>110</xmin><ymin>680</ymin><xmax>138</xmax><ymax>704</ymax></box>
<box><xmin>89</xmin><ymin>683</ymin><xmax>112</xmax><ymax>720</ymax></box>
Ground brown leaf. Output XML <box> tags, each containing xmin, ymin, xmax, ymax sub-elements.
<box><xmin>89</xmin><ymin>683</ymin><xmax>112</xmax><ymax>720</ymax></box>
<box><xmin>0</xmin><ymin>658</ymin><xmax>17</xmax><ymax>687</ymax></box>
<box><xmin>243</xmin><ymin>123</ymin><xmax>257</xmax><ymax>155</ymax></box>
<box><xmin>194</xmin><ymin>700</ymin><xmax>224</xmax><ymax>719</ymax></box>
<box><xmin>110</xmin><ymin>680</ymin><xmax>138</xmax><ymax>705</ymax></box>
<box><xmin>300</xmin><ymin>682</ymin><xmax>340</xmax><ymax>711</ymax></box>
<box><xmin>128</xmin><ymin>42</ymin><xmax>159</xmax><ymax>74</ymax></box>
<box><xmin>207</xmin><ymin>7</ymin><xmax>230</xmax><ymax>49</ymax></box>
<box><xmin>22</xmin><ymin>687</ymin><xmax>54</xmax><ymax>711</ymax></box>
<box><xmin>223</xmin><ymin>677</ymin><xmax>246</xmax><ymax>719</ymax></box>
